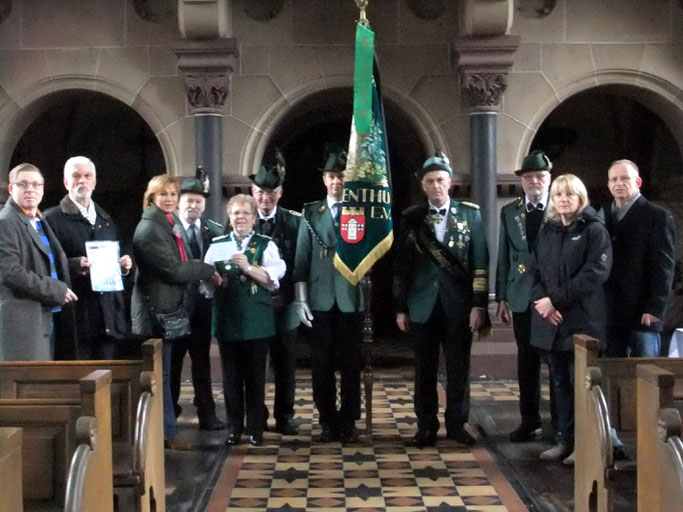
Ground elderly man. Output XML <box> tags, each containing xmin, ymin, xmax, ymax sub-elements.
<box><xmin>44</xmin><ymin>156</ymin><xmax>132</xmax><ymax>360</ymax></box>
<box><xmin>250</xmin><ymin>152</ymin><xmax>301</xmax><ymax>435</ymax></box>
<box><xmin>604</xmin><ymin>159</ymin><xmax>676</xmax><ymax>357</ymax></box>
<box><xmin>394</xmin><ymin>152</ymin><xmax>489</xmax><ymax>448</ymax></box>
<box><xmin>169</xmin><ymin>176</ymin><xmax>226</xmax><ymax>431</ymax></box>
<box><xmin>495</xmin><ymin>150</ymin><xmax>554</xmax><ymax>442</ymax></box>
<box><xmin>293</xmin><ymin>148</ymin><xmax>365</xmax><ymax>443</ymax></box>
<box><xmin>0</xmin><ymin>163</ymin><xmax>77</xmax><ymax>361</ymax></box>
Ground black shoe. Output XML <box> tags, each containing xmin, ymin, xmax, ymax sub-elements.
<box><xmin>509</xmin><ymin>424</ymin><xmax>542</xmax><ymax>443</ymax></box>
<box><xmin>410</xmin><ymin>429</ymin><xmax>437</xmax><ymax>449</ymax></box>
<box><xmin>225</xmin><ymin>433</ymin><xmax>241</xmax><ymax>446</ymax></box>
<box><xmin>199</xmin><ymin>417</ymin><xmax>227</xmax><ymax>431</ymax></box>
<box><xmin>447</xmin><ymin>426</ymin><xmax>475</xmax><ymax>446</ymax></box>
<box><xmin>174</xmin><ymin>404</ymin><xmax>183</xmax><ymax>419</ymax></box>
<box><xmin>314</xmin><ymin>425</ymin><xmax>338</xmax><ymax>443</ymax></box>
<box><xmin>613</xmin><ymin>445</ymin><xmax>630</xmax><ymax>462</ymax></box>
<box><xmin>339</xmin><ymin>424</ymin><xmax>359</xmax><ymax>444</ymax></box>
<box><xmin>248</xmin><ymin>434</ymin><xmax>263</xmax><ymax>446</ymax></box>
<box><xmin>276</xmin><ymin>420</ymin><xmax>299</xmax><ymax>436</ymax></box>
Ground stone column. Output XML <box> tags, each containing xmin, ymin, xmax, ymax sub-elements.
<box><xmin>174</xmin><ymin>39</ymin><xmax>238</xmax><ymax>221</ymax></box>
<box><xmin>453</xmin><ymin>36</ymin><xmax>519</xmax><ymax>274</ymax></box>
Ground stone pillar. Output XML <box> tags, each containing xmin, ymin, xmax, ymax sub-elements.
<box><xmin>453</xmin><ymin>35</ymin><xmax>519</xmax><ymax>280</ymax></box>
<box><xmin>174</xmin><ymin>39</ymin><xmax>238</xmax><ymax>222</ymax></box>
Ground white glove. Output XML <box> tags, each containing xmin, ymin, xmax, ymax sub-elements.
<box><xmin>294</xmin><ymin>282</ymin><xmax>314</xmax><ymax>328</ymax></box>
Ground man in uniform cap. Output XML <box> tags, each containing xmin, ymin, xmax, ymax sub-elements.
<box><xmin>495</xmin><ymin>149</ymin><xmax>555</xmax><ymax>442</ymax></box>
<box><xmin>394</xmin><ymin>152</ymin><xmax>489</xmax><ymax>448</ymax></box>
<box><xmin>250</xmin><ymin>151</ymin><xmax>302</xmax><ymax>435</ymax></box>
<box><xmin>169</xmin><ymin>172</ymin><xmax>226</xmax><ymax>431</ymax></box>
<box><xmin>293</xmin><ymin>147</ymin><xmax>365</xmax><ymax>443</ymax></box>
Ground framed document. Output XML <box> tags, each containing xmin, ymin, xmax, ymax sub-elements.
<box><xmin>85</xmin><ymin>241</ymin><xmax>124</xmax><ymax>292</ymax></box>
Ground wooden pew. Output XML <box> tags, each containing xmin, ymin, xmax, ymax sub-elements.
<box><xmin>574</xmin><ymin>334</ymin><xmax>683</xmax><ymax>512</ymax></box>
<box><xmin>637</xmin><ymin>364</ymin><xmax>683</xmax><ymax>511</ymax></box>
<box><xmin>0</xmin><ymin>427</ymin><xmax>23</xmax><ymax>512</ymax></box>
<box><xmin>0</xmin><ymin>370</ymin><xmax>113</xmax><ymax>512</ymax></box>
<box><xmin>0</xmin><ymin>339</ymin><xmax>165</xmax><ymax>512</ymax></box>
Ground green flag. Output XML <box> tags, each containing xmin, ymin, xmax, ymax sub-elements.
<box><xmin>334</xmin><ymin>22</ymin><xmax>393</xmax><ymax>286</ymax></box>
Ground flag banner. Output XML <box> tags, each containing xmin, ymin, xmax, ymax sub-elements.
<box><xmin>334</xmin><ymin>22</ymin><xmax>393</xmax><ymax>285</ymax></box>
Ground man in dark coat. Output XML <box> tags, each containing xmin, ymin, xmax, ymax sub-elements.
<box><xmin>0</xmin><ymin>163</ymin><xmax>77</xmax><ymax>361</ymax></box>
<box><xmin>604</xmin><ymin>159</ymin><xmax>676</xmax><ymax>357</ymax></box>
<box><xmin>250</xmin><ymin>152</ymin><xmax>301</xmax><ymax>435</ymax></box>
<box><xmin>394</xmin><ymin>153</ymin><xmax>489</xmax><ymax>448</ymax></box>
<box><xmin>169</xmin><ymin>177</ymin><xmax>226</xmax><ymax>431</ymax></box>
<box><xmin>495</xmin><ymin>150</ymin><xmax>553</xmax><ymax>442</ymax></box>
<box><xmin>44</xmin><ymin>156</ymin><xmax>133</xmax><ymax>360</ymax></box>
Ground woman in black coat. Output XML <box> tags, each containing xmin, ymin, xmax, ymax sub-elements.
<box><xmin>530</xmin><ymin>174</ymin><xmax>612</xmax><ymax>463</ymax></box>
<box><xmin>131</xmin><ymin>174</ymin><xmax>218</xmax><ymax>450</ymax></box>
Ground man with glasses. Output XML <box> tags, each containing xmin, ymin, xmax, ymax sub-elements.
<box><xmin>0</xmin><ymin>163</ymin><xmax>77</xmax><ymax>361</ymax></box>
<box><xmin>495</xmin><ymin>150</ymin><xmax>555</xmax><ymax>442</ymax></box>
<box><xmin>44</xmin><ymin>156</ymin><xmax>133</xmax><ymax>360</ymax></box>
<box><xmin>605</xmin><ymin>159</ymin><xmax>676</xmax><ymax>357</ymax></box>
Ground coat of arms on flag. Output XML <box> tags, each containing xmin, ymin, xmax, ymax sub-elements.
<box><xmin>340</xmin><ymin>207</ymin><xmax>366</xmax><ymax>244</ymax></box>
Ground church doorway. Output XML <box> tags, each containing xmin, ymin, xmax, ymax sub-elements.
<box><xmin>9</xmin><ymin>89</ymin><xmax>165</xmax><ymax>246</ymax></box>
<box><xmin>264</xmin><ymin>86</ymin><xmax>427</xmax><ymax>344</ymax></box>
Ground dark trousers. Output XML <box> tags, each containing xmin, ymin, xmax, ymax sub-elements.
<box><xmin>310</xmin><ymin>306</ymin><xmax>362</xmax><ymax>430</ymax></box>
<box><xmin>170</xmin><ymin>306</ymin><xmax>217</xmax><ymax>423</ymax></box>
<box><xmin>217</xmin><ymin>337</ymin><xmax>269</xmax><ymax>435</ymax></box>
<box><xmin>77</xmin><ymin>334</ymin><xmax>126</xmax><ymax>360</ymax></box>
<box><xmin>512</xmin><ymin>309</ymin><xmax>541</xmax><ymax>427</ymax></box>
<box><xmin>266</xmin><ymin>319</ymin><xmax>297</xmax><ymax>425</ymax></box>
<box><xmin>545</xmin><ymin>349</ymin><xmax>574</xmax><ymax>445</ymax></box>
<box><xmin>412</xmin><ymin>300</ymin><xmax>472</xmax><ymax>434</ymax></box>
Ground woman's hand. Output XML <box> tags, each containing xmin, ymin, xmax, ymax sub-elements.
<box><xmin>534</xmin><ymin>297</ymin><xmax>563</xmax><ymax>325</ymax></box>
<box><xmin>230</xmin><ymin>253</ymin><xmax>249</xmax><ymax>271</ymax></box>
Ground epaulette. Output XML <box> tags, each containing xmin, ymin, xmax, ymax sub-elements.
<box><xmin>288</xmin><ymin>209</ymin><xmax>302</xmax><ymax>217</ymax></box>
<box><xmin>211</xmin><ymin>234</ymin><xmax>230</xmax><ymax>243</ymax></box>
<box><xmin>254</xmin><ymin>232</ymin><xmax>273</xmax><ymax>241</ymax></box>
<box><xmin>206</xmin><ymin>219</ymin><xmax>223</xmax><ymax>229</ymax></box>
<box><xmin>303</xmin><ymin>200</ymin><xmax>318</xmax><ymax>207</ymax></box>
<box><xmin>460</xmin><ymin>201</ymin><xmax>480</xmax><ymax>210</ymax></box>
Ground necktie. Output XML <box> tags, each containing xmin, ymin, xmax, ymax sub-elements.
<box><xmin>333</xmin><ymin>202</ymin><xmax>342</xmax><ymax>225</ymax></box>
<box><xmin>259</xmin><ymin>217</ymin><xmax>273</xmax><ymax>235</ymax></box>
<box><xmin>189</xmin><ymin>224</ymin><xmax>201</xmax><ymax>259</ymax></box>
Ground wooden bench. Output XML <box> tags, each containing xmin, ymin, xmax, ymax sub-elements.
<box><xmin>0</xmin><ymin>427</ymin><xmax>23</xmax><ymax>512</ymax></box>
<box><xmin>637</xmin><ymin>364</ymin><xmax>683</xmax><ymax>511</ymax></box>
<box><xmin>0</xmin><ymin>339</ymin><xmax>165</xmax><ymax>512</ymax></box>
<box><xmin>574</xmin><ymin>334</ymin><xmax>683</xmax><ymax>512</ymax></box>
<box><xmin>0</xmin><ymin>370</ymin><xmax>114</xmax><ymax>512</ymax></box>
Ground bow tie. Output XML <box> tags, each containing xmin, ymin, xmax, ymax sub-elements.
<box><xmin>429</xmin><ymin>208</ymin><xmax>446</xmax><ymax>216</ymax></box>
<box><xmin>527</xmin><ymin>203</ymin><xmax>544</xmax><ymax>213</ymax></box>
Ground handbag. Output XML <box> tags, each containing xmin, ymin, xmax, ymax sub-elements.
<box><xmin>151</xmin><ymin>304</ymin><xmax>191</xmax><ymax>341</ymax></box>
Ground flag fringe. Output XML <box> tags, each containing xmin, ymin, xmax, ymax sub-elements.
<box><xmin>334</xmin><ymin>231</ymin><xmax>394</xmax><ymax>286</ymax></box>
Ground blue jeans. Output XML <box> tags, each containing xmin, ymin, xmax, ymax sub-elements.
<box><xmin>162</xmin><ymin>340</ymin><xmax>179</xmax><ymax>440</ymax></box>
<box><xmin>627</xmin><ymin>330</ymin><xmax>660</xmax><ymax>357</ymax></box>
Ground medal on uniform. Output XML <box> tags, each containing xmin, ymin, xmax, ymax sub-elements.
<box><xmin>518</xmin><ymin>264</ymin><xmax>526</xmax><ymax>274</ymax></box>
<box><xmin>448</xmin><ymin>240</ymin><xmax>454</xmax><ymax>248</ymax></box>
<box><xmin>251</xmin><ymin>282</ymin><xmax>257</xmax><ymax>295</ymax></box>
<box><xmin>239</xmin><ymin>275</ymin><xmax>247</xmax><ymax>283</ymax></box>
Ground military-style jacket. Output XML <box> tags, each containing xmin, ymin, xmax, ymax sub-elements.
<box><xmin>394</xmin><ymin>199</ymin><xmax>489</xmax><ymax>325</ymax></box>
<box><xmin>293</xmin><ymin>199</ymin><xmax>365</xmax><ymax>313</ymax></box>
<box><xmin>253</xmin><ymin>206</ymin><xmax>301</xmax><ymax>331</ymax></box>
<box><xmin>495</xmin><ymin>197</ymin><xmax>543</xmax><ymax>313</ymax></box>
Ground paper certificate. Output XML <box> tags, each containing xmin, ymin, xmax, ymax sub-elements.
<box><xmin>85</xmin><ymin>241</ymin><xmax>124</xmax><ymax>292</ymax></box>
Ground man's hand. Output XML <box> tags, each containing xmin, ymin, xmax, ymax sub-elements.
<box><xmin>119</xmin><ymin>255</ymin><xmax>132</xmax><ymax>273</ymax></box>
<box><xmin>396</xmin><ymin>313</ymin><xmax>410</xmax><ymax>332</ymax></box>
<box><xmin>64</xmin><ymin>288</ymin><xmax>78</xmax><ymax>304</ymax></box>
<box><xmin>470</xmin><ymin>308</ymin><xmax>484</xmax><ymax>333</ymax></box>
<box><xmin>78</xmin><ymin>257</ymin><xmax>91</xmax><ymax>275</ymax></box>
<box><xmin>496</xmin><ymin>300</ymin><xmax>511</xmax><ymax>323</ymax></box>
<box><xmin>641</xmin><ymin>313</ymin><xmax>660</xmax><ymax>327</ymax></box>
<box><xmin>209</xmin><ymin>272</ymin><xmax>223</xmax><ymax>287</ymax></box>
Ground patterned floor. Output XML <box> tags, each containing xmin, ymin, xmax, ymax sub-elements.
<box><xmin>203</xmin><ymin>370</ymin><xmax>532</xmax><ymax>512</ymax></box>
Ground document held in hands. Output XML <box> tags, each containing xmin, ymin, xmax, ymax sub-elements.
<box><xmin>85</xmin><ymin>240</ymin><xmax>124</xmax><ymax>292</ymax></box>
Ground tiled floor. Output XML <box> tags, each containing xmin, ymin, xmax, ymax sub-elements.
<box><xmin>201</xmin><ymin>370</ymin><xmax>529</xmax><ymax>512</ymax></box>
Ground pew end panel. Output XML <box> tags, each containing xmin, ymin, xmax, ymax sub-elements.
<box><xmin>0</xmin><ymin>427</ymin><xmax>23</xmax><ymax>512</ymax></box>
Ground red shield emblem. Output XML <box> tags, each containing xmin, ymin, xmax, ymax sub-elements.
<box><xmin>340</xmin><ymin>212</ymin><xmax>366</xmax><ymax>243</ymax></box>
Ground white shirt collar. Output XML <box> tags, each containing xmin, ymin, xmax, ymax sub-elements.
<box><xmin>525</xmin><ymin>194</ymin><xmax>548</xmax><ymax>212</ymax></box>
<box><xmin>179</xmin><ymin>217</ymin><xmax>201</xmax><ymax>232</ymax></box>
<box><xmin>259</xmin><ymin>208</ymin><xmax>277</xmax><ymax>221</ymax></box>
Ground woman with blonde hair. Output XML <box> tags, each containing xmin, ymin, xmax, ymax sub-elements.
<box><xmin>131</xmin><ymin>174</ymin><xmax>219</xmax><ymax>450</ymax></box>
<box><xmin>530</xmin><ymin>173</ymin><xmax>612</xmax><ymax>463</ymax></box>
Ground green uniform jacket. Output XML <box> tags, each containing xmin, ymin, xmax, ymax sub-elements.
<box><xmin>212</xmin><ymin>233</ymin><xmax>275</xmax><ymax>341</ymax></box>
<box><xmin>495</xmin><ymin>197</ymin><xmax>539</xmax><ymax>313</ymax></box>
<box><xmin>394</xmin><ymin>199</ymin><xmax>489</xmax><ymax>325</ymax></box>
<box><xmin>131</xmin><ymin>205</ymin><xmax>215</xmax><ymax>337</ymax></box>
<box><xmin>253</xmin><ymin>206</ymin><xmax>301</xmax><ymax>332</ymax></box>
<box><xmin>293</xmin><ymin>199</ymin><xmax>365</xmax><ymax>313</ymax></box>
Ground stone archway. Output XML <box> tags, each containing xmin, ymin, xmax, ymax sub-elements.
<box><xmin>8</xmin><ymin>89</ymin><xmax>165</xmax><ymax>244</ymax></box>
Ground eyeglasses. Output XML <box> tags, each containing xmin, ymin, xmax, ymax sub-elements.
<box><xmin>12</xmin><ymin>181</ymin><xmax>45</xmax><ymax>190</ymax></box>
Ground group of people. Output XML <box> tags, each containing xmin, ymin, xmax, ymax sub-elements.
<box><xmin>0</xmin><ymin>148</ymin><xmax>675</xmax><ymax>460</ymax></box>
<box><xmin>495</xmin><ymin>152</ymin><xmax>675</xmax><ymax>464</ymax></box>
